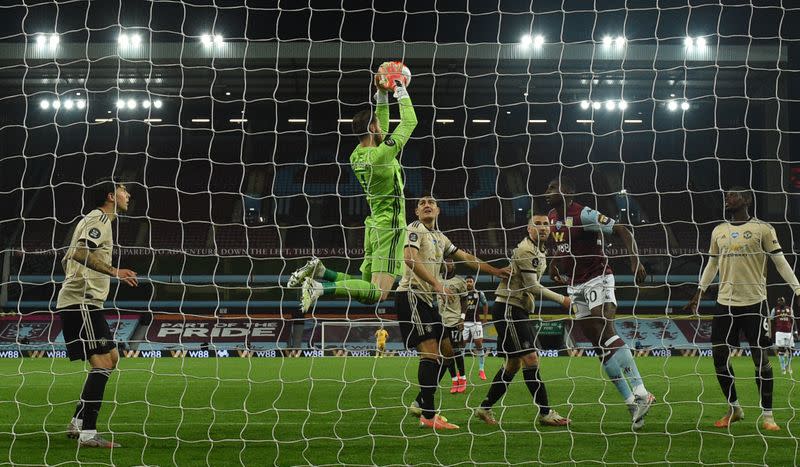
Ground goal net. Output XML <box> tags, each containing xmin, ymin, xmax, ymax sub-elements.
<box><xmin>1</xmin><ymin>1</ymin><xmax>799</xmax><ymax>465</ymax></box>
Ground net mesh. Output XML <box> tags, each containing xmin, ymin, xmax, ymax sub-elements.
<box><xmin>1</xmin><ymin>1</ymin><xmax>799</xmax><ymax>465</ymax></box>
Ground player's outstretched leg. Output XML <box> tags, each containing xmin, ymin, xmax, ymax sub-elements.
<box><xmin>288</xmin><ymin>257</ymin><xmax>356</xmax><ymax>288</ymax></box>
<box><xmin>300</xmin><ymin>277</ymin><xmax>381</xmax><ymax>312</ymax></box>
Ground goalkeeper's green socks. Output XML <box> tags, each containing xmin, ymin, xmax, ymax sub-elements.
<box><xmin>321</xmin><ymin>268</ymin><xmax>353</xmax><ymax>283</ymax></box>
<box><xmin>322</xmin><ymin>280</ymin><xmax>380</xmax><ymax>304</ymax></box>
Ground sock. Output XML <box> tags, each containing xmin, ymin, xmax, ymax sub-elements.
<box><xmin>78</xmin><ymin>429</ymin><xmax>97</xmax><ymax>442</ymax></box>
<box><xmin>439</xmin><ymin>358</ymin><xmax>453</xmax><ymax>383</ymax></box>
<box><xmin>478</xmin><ymin>348</ymin><xmax>485</xmax><ymax>371</ymax></box>
<box><xmin>456</xmin><ymin>352</ymin><xmax>466</xmax><ymax>377</ymax></box>
<box><xmin>447</xmin><ymin>357</ymin><xmax>457</xmax><ymax>379</ymax></box>
<box><xmin>481</xmin><ymin>367</ymin><xmax>516</xmax><ymax>408</ymax></box>
<box><xmin>600</xmin><ymin>337</ymin><xmax>634</xmax><ymax>402</ymax></box>
<box><xmin>322</xmin><ymin>279</ymin><xmax>380</xmax><ymax>304</ymax></box>
<box><xmin>612</xmin><ymin>347</ymin><xmax>647</xmax><ymax>397</ymax></box>
<box><xmin>321</xmin><ymin>268</ymin><xmax>352</xmax><ymax>283</ymax></box>
<box><xmin>713</xmin><ymin>346</ymin><xmax>738</xmax><ymax>405</ymax></box>
<box><xmin>71</xmin><ymin>417</ymin><xmax>83</xmax><ymax>428</ymax></box>
<box><xmin>763</xmin><ymin>409</ymin><xmax>773</xmax><ymax>417</ymax></box>
<box><xmin>788</xmin><ymin>351</ymin><xmax>794</xmax><ymax>369</ymax></box>
<box><xmin>753</xmin><ymin>351</ymin><xmax>774</xmax><ymax>412</ymax></box>
<box><xmin>78</xmin><ymin>367</ymin><xmax>111</xmax><ymax>431</ymax></box>
<box><xmin>418</xmin><ymin>358</ymin><xmax>440</xmax><ymax>419</ymax></box>
<box><xmin>73</xmin><ymin>403</ymin><xmax>83</xmax><ymax>420</ymax></box>
<box><xmin>778</xmin><ymin>353</ymin><xmax>786</xmax><ymax>370</ymax></box>
<box><xmin>522</xmin><ymin>366</ymin><xmax>550</xmax><ymax>415</ymax></box>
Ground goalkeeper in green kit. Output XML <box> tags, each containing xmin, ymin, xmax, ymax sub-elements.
<box><xmin>290</xmin><ymin>61</ymin><xmax>418</xmax><ymax>312</ymax></box>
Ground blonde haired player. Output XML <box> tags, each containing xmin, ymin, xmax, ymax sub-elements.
<box><xmin>375</xmin><ymin>326</ymin><xmax>389</xmax><ymax>358</ymax></box>
<box><xmin>475</xmin><ymin>213</ymin><xmax>571</xmax><ymax>427</ymax></box>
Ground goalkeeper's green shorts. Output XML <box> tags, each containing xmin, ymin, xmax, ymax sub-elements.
<box><xmin>360</xmin><ymin>222</ymin><xmax>405</xmax><ymax>279</ymax></box>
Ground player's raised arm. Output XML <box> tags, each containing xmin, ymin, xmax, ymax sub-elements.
<box><xmin>372</xmin><ymin>63</ymin><xmax>418</xmax><ymax>164</ymax></box>
<box><xmin>374</xmin><ymin>89</ymin><xmax>390</xmax><ymax>135</ymax></box>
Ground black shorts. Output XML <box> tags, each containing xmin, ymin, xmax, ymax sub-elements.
<box><xmin>711</xmin><ymin>302</ymin><xmax>772</xmax><ymax>349</ymax></box>
<box><xmin>58</xmin><ymin>305</ymin><xmax>116</xmax><ymax>361</ymax></box>
<box><xmin>395</xmin><ymin>290</ymin><xmax>444</xmax><ymax>349</ymax></box>
<box><xmin>444</xmin><ymin>325</ymin><xmax>463</xmax><ymax>348</ymax></box>
<box><xmin>491</xmin><ymin>301</ymin><xmax>537</xmax><ymax>358</ymax></box>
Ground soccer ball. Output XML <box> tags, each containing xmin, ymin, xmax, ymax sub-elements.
<box><xmin>375</xmin><ymin>61</ymin><xmax>411</xmax><ymax>91</ymax></box>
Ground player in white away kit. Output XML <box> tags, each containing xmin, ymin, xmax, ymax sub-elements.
<box><xmin>58</xmin><ymin>180</ymin><xmax>138</xmax><ymax>448</ymax></box>
<box><xmin>688</xmin><ymin>187</ymin><xmax>800</xmax><ymax>431</ymax></box>
<box><xmin>398</xmin><ymin>195</ymin><xmax>509</xmax><ymax>430</ymax></box>
<box><xmin>475</xmin><ymin>213</ymin><xmax>572</xmax><ymax>427</ymax></box>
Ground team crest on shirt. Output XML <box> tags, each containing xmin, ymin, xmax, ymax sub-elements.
<box><xmin>88</xmin><ymin>228</ymin><xmax>101</xmax><ymax>239</ymax></box>
<box><xmin>743</xmin><ymin>231</ymin><xmax>752</xmax><ymax>239</ymax></box>
<box><xmin>555</xmin><ymin>221</ymin><xmax>563</xmax><ymax>230</ymax></box>
<box><xmin>731</xmin><ymin>232</ymin><xmax>739</xmax><ymax>239</ymax></box>
<box><xmin>565</xmin><ymin>217</ymin><xmax>573</xmax><ymax>227</ymax></box>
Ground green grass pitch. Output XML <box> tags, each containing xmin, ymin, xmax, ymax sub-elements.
<box><xmin>1</xmin><ymin>356</ymin><xmax>798</xmax><ymax>466</ymax></box>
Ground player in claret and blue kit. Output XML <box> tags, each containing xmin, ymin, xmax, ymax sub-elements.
<box><xmin>771</xmin><ymin>297</ymin><xmax>795</xmax><ymax>375</ymax></box>
<box><xmin>545</xmin><ymin>177</ymin><xmax>655</xmax><ymax>430</ymax></box>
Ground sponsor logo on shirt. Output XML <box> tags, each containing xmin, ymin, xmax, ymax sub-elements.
<box><xmin>384</xmin><ymin>138</ymin><xmax>395</xmax><ymax>146</ymax></box>
<box><xmin>552</xmin><ymin>231</ymin><xmax>565</xmax><ymax>242</ymax></box>
<box><xmin>88</xmin><ymin>228</ymin><xmax>101</xmax><ymax>239</ymax></box>
<box><xmin>408</xmin><ymin>232</ymin><xmax>418</xmax><ymax>242</ymax></box>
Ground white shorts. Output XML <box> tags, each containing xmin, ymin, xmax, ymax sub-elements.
<box><xmin>775</xmin><ymin>332</ymin><xmax>794</xmax><ymax>348</ymax></box>
<box><xmin>567</xmin><ymin>275</ymin><xmax>618</xmax><ymax>319</ymax></box>
<box><xmin>463</xmin><ymin>321</ymin><xmax>484</xmax><ymax>341</ymax></box>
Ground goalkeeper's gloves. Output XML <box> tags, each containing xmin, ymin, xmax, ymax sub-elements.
<box><xmin>393</xmin><ymin>82</ymin><xmax>409</xmax><ymax>100</ymax></box>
